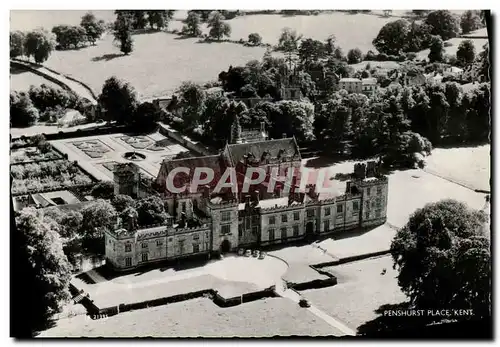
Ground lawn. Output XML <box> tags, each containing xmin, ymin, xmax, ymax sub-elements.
<box><xmin>424</xmin><ymin>145</ymin><xmax>490</xmax><ymax>192</ymax></box>
<box><xmin>43</xmin><ymin>32</ymin><xmax>267</xmax><ymax>99</ymax></box>
<box><xmin>303</xmin><ymin>255</ymin><xmax>407</xmax><ymax>332</ymax></box>
<box><xmin>39</xmin><ymin>297</ymin><xmax>338</xmax><ymax>337</ymax></box>
<box><xmin>10</xmin><ymin>67</ymin><xmax>63</xmax><ymax>92</ymax></box>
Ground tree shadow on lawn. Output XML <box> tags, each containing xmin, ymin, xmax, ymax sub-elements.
<box><xmin>10</xmin><ymin>66</ymin><xmax>29</xmax><ymax>75</ymax></box>
<box><xmin>357</xmin><ymin>301</ymin><xmax>424</xmax><ymax>336</ymax></box>
<box><xmin>91</xmin><ymin>53</ymin><xmax>124</xmax><ymax>62</ymax></box>
<box><xmin>174</xmin><ymin>35</ymin><xmax>198</xmax><ymax>40</ymax></box>
<box><xmin>304</xmin><ymin>154</ymin><xmax>346</xmax><ymax>169</ymax></box>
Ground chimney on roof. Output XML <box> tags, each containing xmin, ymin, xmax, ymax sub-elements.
<box><xmin>254</xmin><ymin>190</ymin><xmax>260</xmax><ymax>204</ymax></box>
<box><xmin>260</xmin><ymin>121</ymin><xmax>265</xmax><ymax>132</ymax></box>
<box><xmin>202</xmin><ymin>185</ymin><xmax>211</xmax><ymax>199</ymax></box>
<box><xmin>282</xmin><ymin>133</ymin><xmax>287</xmax><ymax>139</ymax></box>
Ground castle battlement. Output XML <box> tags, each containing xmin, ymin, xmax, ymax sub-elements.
<box><xmin>260</xmin><ymin>202</ymin><xmax>304</xmax><ymax>212</ymax></box>
<box><xmin>207</xmin><ymin>198</ymin><xmax>239</xmax><ymax>208</ymax></box>
<box><xmin>169</xmin><ymin>224</ymin><xmax>211</xmax><ymax>235</ymax></box>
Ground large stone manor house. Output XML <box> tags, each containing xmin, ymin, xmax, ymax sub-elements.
<box><xmin>105</xmin><ymin>113</ymin><xmax>389</xmax><ymax>271</ymax></box>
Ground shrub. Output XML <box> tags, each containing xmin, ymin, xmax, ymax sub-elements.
<box><xmin>248</xmin><ymin>32</ymin><xmax>262</xmax><ymax>46</ymax></box>
<box><xmin>365</xmin><ymin>50</ymin><xmax>377</xmax><ymax>61</ymax></box>
<box><xmin>406</xmin><ymin>52</ymin><xmax>417</xmax><ymax>61</ymax></box>
<box><xmin>377</xmin><ymin>53</ymin><xmax>388</xmax><ymax>61</ymax></box>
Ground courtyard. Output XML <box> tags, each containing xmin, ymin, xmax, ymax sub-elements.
<box><xmin>50</xmin><ymin>131</ymin><xmax>191</xmax><ymax>181</ymax></box>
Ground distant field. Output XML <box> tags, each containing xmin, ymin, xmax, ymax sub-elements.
<box><xmin>10</xmin><ymin>10</ymin><xmax>115</xmax><ymax>31</ymax></box>
<box><xmin>39</xmin><ymin>297</ymin><xmax>338</xmax><ymax>337</ymax></box>
<box><xmin>169</xmin><ymin>12</ymin><xmax>397</xmax><ymax>52</ymax></box>
<box><xmin>43</xmin><ymin>33</ymin><xmax>267</xmax><ymax>99</ymax></box>
<box><xmin>10</xmin><ymin>67</ymin><xmax>62</xmax><ymax>92</ymax></box>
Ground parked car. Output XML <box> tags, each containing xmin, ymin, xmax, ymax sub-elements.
<box><xmin>299</xmin><ymin>299</ymin><xmax>311</xmax><ymax>308</ymax></box>
<box><xmin>253</xmin><ymin>250</ymin><xmax>260</xmax><ymax>257</ymax></box>
<box><xmin>245</xmin><ymin>249</ymin><xmax>252</xmax><ymax>257</ymax></box>
<box><xmin>238</xmin><ymin>248</ymin><xmax>244</xmax><ymax>256</ymax></box>
<box><xmin>259</xmin><ymin>252</ymin><xmax>266</xmax><ymax>259</ymax></box>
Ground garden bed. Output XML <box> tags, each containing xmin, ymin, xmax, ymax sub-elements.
<box><xmin>11</xmin><ymin>159</ymin><xmax>94</xmax><ymax>195</ymax></box>
<box><xmin>10</xmin><ymin>146</ymin><xmax>62</xmax><ymax>164</ymax></box>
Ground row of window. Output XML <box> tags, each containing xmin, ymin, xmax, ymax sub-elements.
<box><xmin>125</xmin><ymin>241</ymin><xmax>211</xmax><ymax>266</ymax></box>
<box><xmin>366</xmin><ymin>186</ymin><xmax>383</xmax><ymax>196</ymax></box>
<box><xmin>268</xmin><ymin>225</ymin><xmax>300</xmax><ymax>240</ymax></box>
<box><xmin>125</xmin><ymin>232</ymin><xmax>210</xmax><ymax>252</ymax></box>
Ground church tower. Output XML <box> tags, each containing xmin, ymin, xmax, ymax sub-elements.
<box><xmin>280</xmin><ymin>53</ymin><xmax>302</xmax><ymax>101</ymax></box>
<box><xmin>230</xmin><ymin>113</ymin><xmax>242</xmax><ymax>144</ymax></box>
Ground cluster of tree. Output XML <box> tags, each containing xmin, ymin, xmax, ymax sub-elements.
<box><xmin>10</xmin><ymin>84</ymin><xmax>84</xmax><ymax>127</ymax></box>
<box><xmin>10</xmin><ymin>29</ymin><xmax>56</xmax><ymax>63</ymax></box>
<box><xmin>373</xmin><ymin>10</ymin><xmax>482</xmax><ymax>57</ymax></box>
<box><xmin>391</xmin><ymin>199</ymin><xmax>490</xmax><ymax>322</ymax></box>
<box><xmin>51</xmin><ymin>13</ymin><xmax>106</xmax><ymax>50</ymax></box>
<box><xmin>114</xmin><ymin>10</ymin><xmax>175</xmax><ymax>30</ymax></box>
<box><xmin>206</xmin><ymin>11</ymin><xmax>231</xmax><ymax>40</ymax></box>
<box><xmin>313</xmin><ymin>81</ymin><xmax>489</xmax><ymax>162</ymax></box>
<box><xmin>98</xmin><ymin>76</ymin><xmax>161</xmax><ymax>129</ymax></box>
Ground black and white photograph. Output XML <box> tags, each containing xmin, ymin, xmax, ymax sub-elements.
<box><xmin>7</xmin><ymin>5</ymin><xmax>492</xmax><ymax>339</ymax></box>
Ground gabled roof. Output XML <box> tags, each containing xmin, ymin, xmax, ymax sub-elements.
<box><xmin>226</xmin><ymin>138</ymin><xmax>301</xmax><ymax>165</ymax></box>
<box><xmin>156</xmin><ymin>154</ymin><xmax>228</xmax><ymax>194</ymax></box>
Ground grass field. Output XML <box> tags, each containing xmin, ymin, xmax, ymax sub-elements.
<box><xmin>10</xmin><ymin>67</ymin><xmax>62</xmax><ymax>92</ymax></box>
<box><xmin>40</xmin><ymin>297</ymin><xmax>338</xmax><ymax>337</ymax></box>
<box><xmin>424</xmin><ymin>145</ymin><xmax>490</xmax><ymax>192</ymax></box>
<box><xmin>303</xmin><ymin>255</ymin><xmax>407</xmax><ymax>331</ymax></box>
<box><xmin>43</xmin><ymin>33</ymin><xmax>267</xmax><ymax>99</ymax></box>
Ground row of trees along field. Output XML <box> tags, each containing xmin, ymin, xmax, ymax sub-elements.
<box><xmin>10</xmin><ymin>12</ymin><xmax>106</xmax><ymax>62</ymax></box>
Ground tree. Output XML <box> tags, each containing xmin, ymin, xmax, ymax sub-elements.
<box><xmin>391</xmin><ymin>200</ymin><xmax>491</xmax><ymax>320</ymax></box>
<box><xmin>248</xmin><ymin>32</ymin><xmax>262</xmax><ymax>46</ymax></box>
<box><xmin>80</xmin><ymin>12</ymin><xmax>106</xmax><ymax>44</ymax></box>
<box><xmin>460</xmin><ymin>10</ymin><xmax>482</xmax><ymax>34</ymax></box>
<box><xmin>428</xmin><ymin>35</ymin><xmax>444</xmax><ymax>63</ymax></box>
<box><xmin>147</xmin><ymin>10</ymin><xmax>174</xmax><ymax>30</ymax></box>
<box><xmin>13</xmin><ymin>208</ymin><xmax>72</xmax><ymax>337</ymax></box>
<box><xmin>404</xmin><ymin>21</ymin><xmax>432</xmax><ymax>52</ymax></box>
<box><xmin>373</xmin><ymin>19</ymin><xmax>410</xmax><ymax>56</ymax></box>
<box><xmin>182</xmin><ymin>11</ymin><xmax>202</xmax><ymax>37</ymax></box>
<box><xmin>207</xmin><ymin>11</ymin><xmax>231</xmax><ymax>40</ymax></box>
<box><xmin>177</xmin><ymin>81</ymin><xmax>206</xmax><ymax>130</ymax></box>
<box><xmin>333</xmin><ymin>47</ymin><xmax>345</xmax><ymax>61</ymax></box>
<box><xmin>52</xmin><ymin>25</ymin><xmax>87</xmax><ymax>50</ymax></box>
<box><xmin>10</xmin><ymin>30</ymin><xmax>25</xmax><ymax>58</ymax></box>
<box><xmin>277</xmin><ymin>27</ymin><xmax>302</xmax><ymax>53</ymax></box>
<box><xmin>113</xmin><ymin>13</ymin><xmax>133</xmax><ymax>54</ymax></box>
<box><xmin>80</xmin><ymin>199</ymin><xmax>116</xmax><ymax>252</ymax></box>
<box><xmin>98</xmin><ymin>76</ymin><xmax>138</xmax><ymax>124</ymax></box>
<box><xmin>10</xmin><ymin>92</ymin><xmax>39</xmax><ymax>127</ymax></box>
<box><xmin>135</xmin><ymin>196</ymin><xmax>168</xmax><ymax>226</ymax></box>
<box><xmin>90</xmin><ymin>181</ymin><xmax>115</xmax><ymax>200</ymax></box>
<box><xmin>299</xmin><ymin>38</ymin><xmax>326</xmax><ymax>65</ymax></box>
<box><xmin>412</xmin><ymin>10</ymin><xmax>431</xmax><ymax>17</ymax></box>
<box><xmin>425</xmin><ymin>10</ymin><xmax>460</xmax><ymax>40</ymax></box>
<box><xmin>111</xmin><ymin>194</ymin><xmax>135</xmax><ymax>213</ymax></box>
<box><xmin>456</xmin><ymin>40</ymin><xmax>476</xmax><ymax>66</ymax></box>
<box><xmin>314</xmin><ymin>94</ymin><xmax>352</xmax><ymax>154</ymax></box>
<box><xmin>24</xmin><ymin>29</ymin><xmax>56</xmax><ymax>63</ymax></box>
<box><xmin>133</xmin><ymin>101</ymin><xmax>160</xmax><ymax>128</ymax></box>
<box><xmin>273</xmin><ymin>100</ymin><xmax>315</xmax><ymax>142</ymax></box>
<box><xmin>347</xmin><ymin>48</ymin><xmax>363</xmax><ymax>64</ymax></box>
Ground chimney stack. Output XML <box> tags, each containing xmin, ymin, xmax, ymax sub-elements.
<box><xmin>282</xmin><ymin>133</ymin><xmax>287</xmax><ymax>139</ymax></box>
<box><xmin>254</xmin><ymin>190</ymin><xmax>260</xmax><ymax>204</ymax></box>
<box><xmin>260</xmin><ymin>121</ymin><xmax>265</xmax><ymax>132</ymax></box>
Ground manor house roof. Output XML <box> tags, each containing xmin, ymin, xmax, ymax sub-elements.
<box><xmin>226</xmin><ymin>138</ymin><xmax>301</xmax><ymax>165</ymax></box>
<box><xmin>156</xmin><ymin>154</ymin><xmax>228</xmax><ymax>193</ymax></box>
